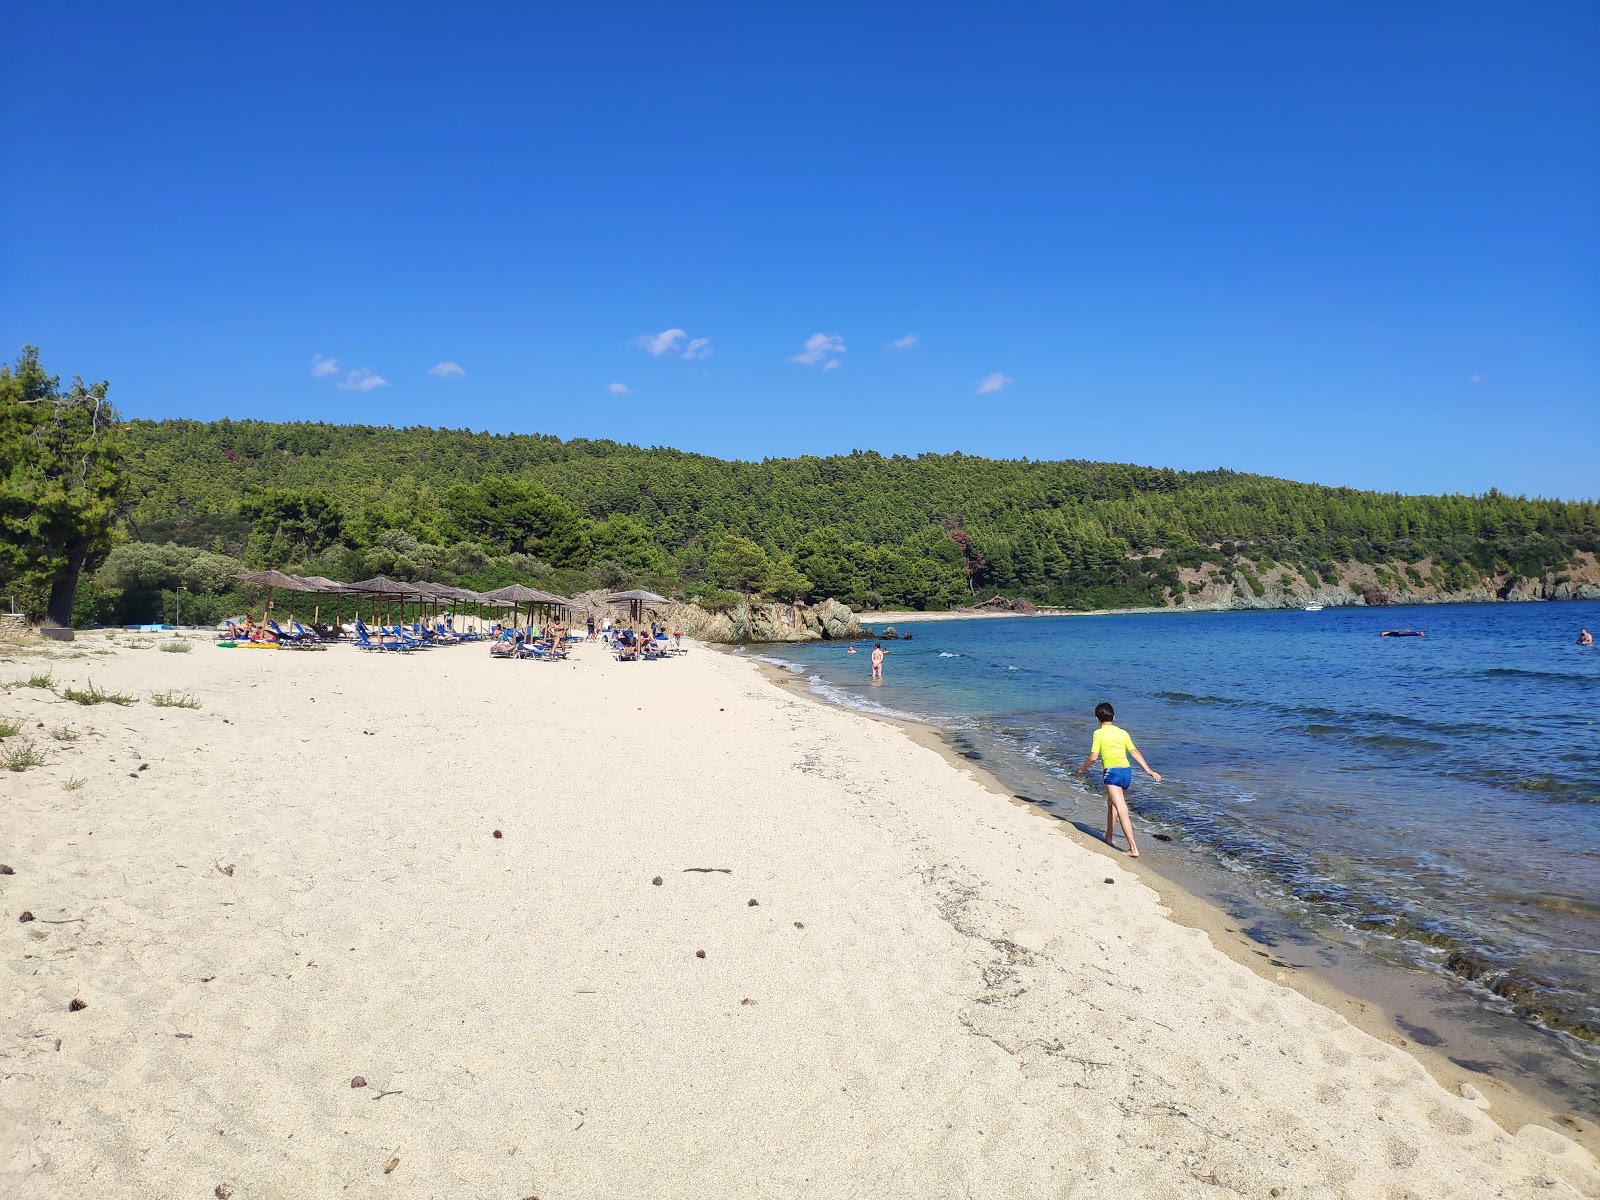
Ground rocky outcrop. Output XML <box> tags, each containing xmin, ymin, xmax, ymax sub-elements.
<box><xmin>1166</xmin><ymin>550</ymin><xmax>1600</xmax><ymax>613</ymax></box>
<box><xmin>971</xmin><ymin>594</ymin><xmax>1039</xmax><ymax>614</ymax></box>
<box><xmin>665</xmin><ymin>597</ymin><xmax>864</xmax><ymax>645</ymax></box>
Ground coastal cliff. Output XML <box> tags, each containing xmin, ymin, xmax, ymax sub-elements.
<box><xmin>1162</xmin><ymin>550</ymin><xmax>1600</xmax><ymax>612</ymax></box>
<box><xmin>665</xmin><ymin>597</ymin><xmax>862</xmax><ymax>644</ymax></box>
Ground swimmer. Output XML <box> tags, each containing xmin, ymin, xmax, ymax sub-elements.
<box><xmin>1074</xmin><ymin>702</ymin><xmax>1161</xmax><ymax>859</ymax></box>
<box><xmin>847</xmin><ymin>646</ymin><xmax>857</xmax><ymax>655</ymax></box>
<box><xmin>1580</xmin><ymin>628</ymin><xmax>1594</xmax><ymax>646</ymax></box>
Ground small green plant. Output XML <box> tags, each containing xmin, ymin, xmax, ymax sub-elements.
<box><xmin>121</xmin><ymin>640</ymin><xmax>154</xmax><ymax>651</ymax></box>
<box><xmin>158</xmin><ymin>640</ymin><xmax>192</xmax><ymax>654</ymax></box>
<box><xmin>63</xmin><ymin>776</ymin><xmax>87</xmax><ymax>791</ymax></box>
<box><xmin>150</xmin><ymin>689</ymin><xmax>202</xmax><ymax>709</ymax></box>
<box><xmin>0</xmin><ymin>716</ymin><xmax>21</xmax><ymax>737</ymax></box>
<box><xmin>23</xmin><ymin>670</ymin><xmax>53</xmax><ymax>688</ymax></box>
<box><xmin>1</xmin><ymin>741</ymin><xmax>48</xmax><ymax>771</ymax></box>
<box><xmin>49</xmin><ymin>727</ymin><xmax>81</xmax><ymax>742</ymax></box>
<box><xmin>62</xmin><ymin>681</ymin><xmax>138</xmax><ymax>706</ymax></box>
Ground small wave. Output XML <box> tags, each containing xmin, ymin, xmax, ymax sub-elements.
<box><xmin>805</xmin><ymin>674</ymin><xmax>928</xmax><ymax>722</ymax></box>
<box><xmin>1475</xmin><ymin>667</ymin><xmax>1599</xmax><ymax>686</ymax></box>
<box><xmin>1352</xmin><ymin>733</ymin><xmax>1449</xmax><ymax>753</ymax></box>
<box><xmin>743</xmin><ymin>651</ymin><xmax>805</xmax><ymax>673</ymax></box>
<box><xmin>1299</xmin><ymin>723</ymin><xmax>1352</xmax><ymax>738</ymax></box>
<box><xmin>938</xmin><ymin>652</ymin><xmax>961</xmax><ymax>658</ymax></box>
<box><xmin>1154</xmin><ymin>690</ymin><xmax>1246</xmax><ymax>707</ymax></box>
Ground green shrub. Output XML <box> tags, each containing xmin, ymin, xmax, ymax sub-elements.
<box><xmin>150</xmin><ymin>689</ymin><xmax>201</xmax><ymax>709</ymax></box>
<box><xmin>49</xmin><ymin>727</ymin><xmax>80</xmax><ymax>742</ymax></box>
<box><xmin>62</xmin><ymin>681</ymin><xmax>138</xmax><ymax>706</ymax></box>
<box><xmin>158</xmin><ymin>640</ymin><xmax>192</xmax><ymax>654</ymax></box>
<box><xmin>0</xmin><ymin>716</ymin><xmax>21</xmax><ymax>737</ymax></box>
<box><xmin>1</xmin><ymin>741</ymin><xmax>47</xmax><ymax>771</ymax></box>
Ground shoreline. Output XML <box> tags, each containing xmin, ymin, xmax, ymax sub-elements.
<box><xmin>3</xmin><ymin>630</ymin><xmax>1595</xmax><ymax>1195</ymax></box>
<box><xmin>854</xmin><ymin>594</ymin><xmax>1600</xmax><ymax>624</ymax></box>
<box><xmin>736</xmin><ymin>648</ymin><xmax>1598</xmax><ymax>1151</ymax></box>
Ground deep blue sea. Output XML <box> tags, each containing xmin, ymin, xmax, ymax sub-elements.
<box><xmin>746</xmin><ymin>601</ymin><xmax>1600</xmax><ymax>1083</ymax></box>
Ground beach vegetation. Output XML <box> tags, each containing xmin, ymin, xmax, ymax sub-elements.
<box><xmin>48</xmin><ymin>416</ymin><xmax>1597</xmax><ymax>615</ymax></box>
<box><xmin>5</xmin><ymin>670</ymin><xmax>55</xmax><ymax>690</ymax></box>
<box><xmin>158</xmin><ymin>639</ymin><xmax>192</xmax><ymax>653</ymax></box>
<box><xmin>1</xmin><ymin>740</ymin><xmax>48</xmax><ymax>771</ymax></box>
<box><xmin>709</xmin><ymin>534</ymin><xmax>772</xmax><ymax>595</ymax></box>
<box><xmin>766</xmin><ymin>554</ymin><xmax>812</xmax><ymax>602</ymax></box>
<box><xmin>49</xmin><ymin>726</ymin><xmax>80</xmax><ymax>742</ymax></box>
<box><xmin>150</xmin><ymin>689</ymin><xmax>201</xmax><ymax>708</ymax></box>
<box><xmin>0</xmin><ymin>716</ymin><xmax>21</xmax><ymax>736</ymax></box>
<box><xmin>61</xmin><ymin>681</ymin><xmax>137</xmax><ymax>706</ymax></box>
<box><xmin>0</xmin><ymin>347</ymin><xmax>129</xmax><ymax>626</ymax></box>
<box><xmin>63</xmin><ymin>775</ymin><xmax>86</xmax><ymax>791</ymax></box>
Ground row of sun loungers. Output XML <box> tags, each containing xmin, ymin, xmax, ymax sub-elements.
<box><xmin>352</xmin><ymin>619</ymin><xmax>487</xmax><ymax>652</ymax></box>
<box><xmin>609</xmin><ymin>633</ymin><xmax>684</xmax><ymax>662</ymax></box>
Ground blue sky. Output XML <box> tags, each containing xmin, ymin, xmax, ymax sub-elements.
<box><xmin>3</xmin><ymin>3</ymin><xmax>1596</xmax><ymax>499</ymax></box>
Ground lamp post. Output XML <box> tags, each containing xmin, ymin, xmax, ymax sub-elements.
<box><xmin>175</xmin><ymin>586</ymin><xmax>188</xmax><ymax>628</ymax></box>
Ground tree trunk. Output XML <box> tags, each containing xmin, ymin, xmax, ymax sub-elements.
<box><xmin>46</xmin><ymin>539</ymin><xmax>90</xmax><ymax>628</ymax></box>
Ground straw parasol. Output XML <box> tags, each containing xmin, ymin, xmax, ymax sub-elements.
<box><xmin>606</xmin><ymin>588</ymin><xmax>669</xmax><ymax>626</ymax></box>
<box><xmin>345</xmin><ymin>576</ymin><xmax>422</xmax><ymax>626</ymax></box>
<box><xmin>235</xmin><ymin>570</ymin><xmax>321</xmax><ymax>626</ymax></box>
<box><xmin>483</xmin><ymin>583</ymin><xmax>565</xmax><ymax>631</ymax></box>
<box><xmin>293</xmin><ymin>576</ymin><xmax>349</xmax><ymax>624</ymax></box>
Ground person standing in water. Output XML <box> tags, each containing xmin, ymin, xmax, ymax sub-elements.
<box><xmin>1579</xmin><ymin>628</ymin><xmax>1594</xmax><ymax>646</ymax></box>
<box><xmin>1075</xmin><ymin>701</ymin><xmax>1160</xmax><ymax>858</ymax></box>
<box><xmin>870</xmin><ymin>642</ymin><xmax>888</xmax><ymax>680</ymax></box>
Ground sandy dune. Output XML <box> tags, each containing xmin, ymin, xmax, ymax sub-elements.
<box><xmin>1</xmin><ymin>632</ymin><xmax>1595</xmax><ymax>1198</ymax></box>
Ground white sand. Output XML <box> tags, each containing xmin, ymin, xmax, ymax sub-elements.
<box><xmin>1</xmin><ymin>632</ymin><xmax>1595</xmax><ymax>1199</ymax></box>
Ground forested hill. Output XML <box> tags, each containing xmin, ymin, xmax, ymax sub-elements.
<box><xmin>117</xmin><ymin>418</ymin><xmax>1600</xmax><ymax>612</ymax></box>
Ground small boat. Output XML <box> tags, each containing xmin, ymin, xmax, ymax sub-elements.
<box><xmin>1303</xmin><ymin>604</ymin><xmax>1324</xmax><ymax>612</ymax></box>
<box><xmin>1380</xmin><ymin>629</ymin><xmax>1425</xmax><ymax>637</ymax></box>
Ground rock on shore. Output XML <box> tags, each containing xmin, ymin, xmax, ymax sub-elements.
<box><xmin>666</xmin><ymin>597</ymin><xmax>862</xmax><ymax>644</ymax></box>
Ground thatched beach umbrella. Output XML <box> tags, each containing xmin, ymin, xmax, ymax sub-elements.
<box><xmin>484</xmin><ymin>583</ymin><xmax>561</xmax><ymax>632</ymax></box>
<box><xmin>294</xmin><ymin>575</ymin><xmax>349</xmax><ymax>625</ymax></box>
<box><xmin>236</xmin><ymin>570</ymin><xmax>320</xmax><ymax>627</ymax></box>
<box><xmin>607</xmin><ymin>588</ymin><xmax>669</xmax><ymax>626</ymax></box>
<box><xmin>346</xmin><ymin>575</ymin><xmax>416</xmax><ymax>627</ymax></box>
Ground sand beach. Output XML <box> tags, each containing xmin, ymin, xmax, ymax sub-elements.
<box><xmin>1</xmin><ymin>631</ymin><xmax>1596</xmax><ymax>1199</ymax></box>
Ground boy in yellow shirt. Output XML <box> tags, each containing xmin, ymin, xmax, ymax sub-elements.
<box><xmin>1075</xmin><ymin>701</ymin><xmax>1160</xmax><ymax>858</ymax></box>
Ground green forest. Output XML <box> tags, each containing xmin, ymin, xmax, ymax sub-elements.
<box><xmin>60</xmin><ymin>415</ymin><xmax>1595</xmax><ymax>626</ymax></box>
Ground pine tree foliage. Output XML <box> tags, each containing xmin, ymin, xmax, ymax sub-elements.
<box><xmin>113</xmin><ymin>417</ymin><xmax>1599</xmax><ymax>612</ymax></box>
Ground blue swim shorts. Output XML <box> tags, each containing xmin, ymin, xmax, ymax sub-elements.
<box><xmin>1103</xmin><ymin>767</ymin><xmax>1133</xmax><ymax>789</ymax></box>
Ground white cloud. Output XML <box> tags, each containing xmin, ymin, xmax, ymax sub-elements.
<box><xmin>310</xmin><ymin>354</ymin><xmax>340</xmax><ymax>378</ymax></box>
<box><xmin>338</xmin><ymin>368</ymin><xmax>389</xmax><ymax>393</ymax></box>
<box><xmin>607</xmin><ymin>382</ymin><xmax>631</xmax><ymax>395</ymax></box>
<box><xmin>427</xmin><ymin>361</ymin><xmax>466</xmax><ymax>379</ymax></box>
<box><xmin>790</xmin><ymin>332</ymin><xmax>846</xmax><ymax>370</ymax></box>
<box><xmin>975</xmin><ymin>372</ymin><xmax>1013</xmax><ymax>395</ymax></box>
<box><xmin>635</xmin><ymin>328</ymin><xmax>687</xmax><ymax>356</ymax></box>
<box><xmin>633</xmin><ymin>329</ymin><xmax>713</xmax><ymax>360</ymax></box>
<box><xmin>1468</xmin><ymin>373</ymin><xmax>1482</xmax><ymax>383</ymax></box>
<box><xmin>889</xmin><ymin>334</ymin><xmax>918</xmax><ymax>350</ymax></box>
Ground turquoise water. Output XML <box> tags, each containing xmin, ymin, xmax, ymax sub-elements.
<box><xmin>748</xmin><ymin>602</ymin><xmax>1600</xmax><ymax>1074</ymax></box>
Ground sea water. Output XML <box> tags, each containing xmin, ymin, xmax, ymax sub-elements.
<box><xmin>748</xmin><ymin>601</ymin><xmax>1600</xmax><ymax>1110</ymax></box>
